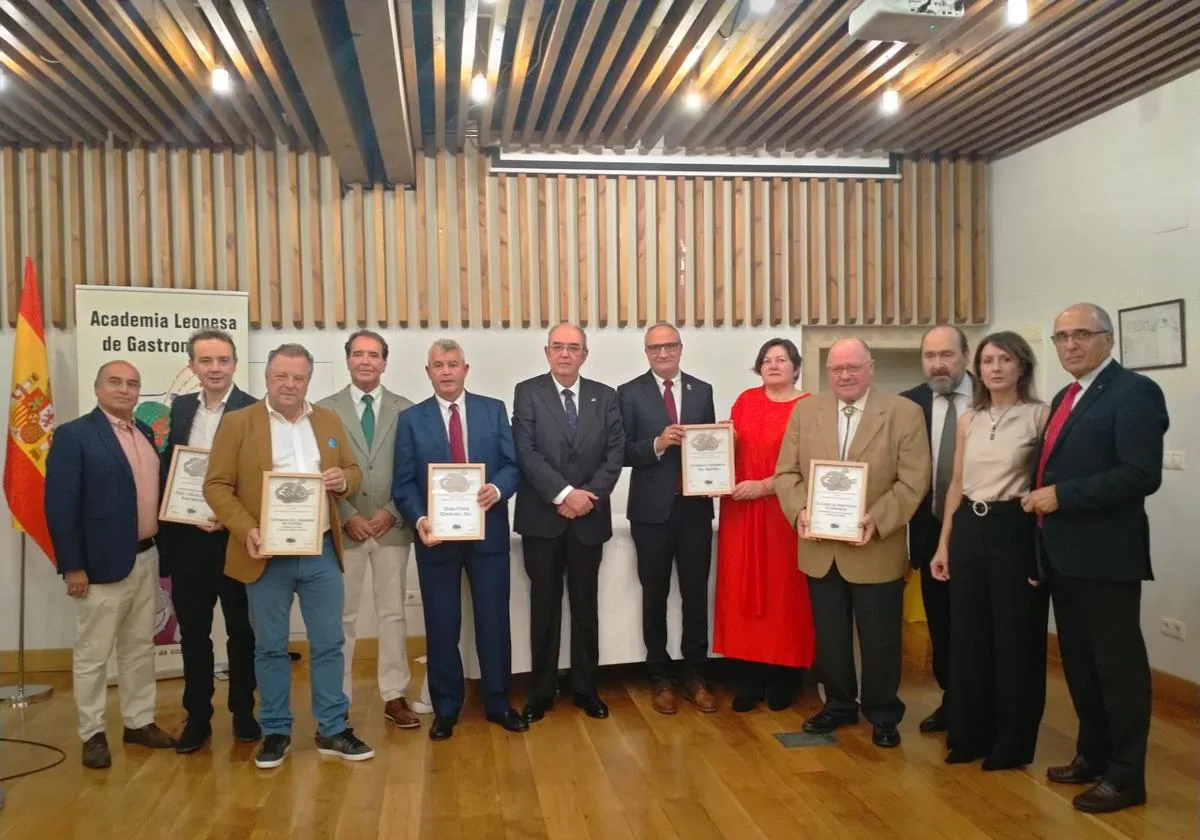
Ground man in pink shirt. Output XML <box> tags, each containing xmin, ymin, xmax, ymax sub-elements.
<box><xmin>46</xmin><ymin>360</ymin><xmax>177</xmax><ymax>769</ymax></box>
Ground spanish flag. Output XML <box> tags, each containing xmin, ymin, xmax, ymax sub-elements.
<box><xmin>3</xmin><ymin>258</ymin><xmax>55</xmax><ymax>563</ymax></box>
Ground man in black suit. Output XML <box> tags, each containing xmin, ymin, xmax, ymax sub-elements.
<box><xmin>158</xmin><ymin>330</ymin><xmax>260</xmax><ymax>753</ymax></box>
<box><xmin>901</xmin><ymin>324</ymin><xmax>973</xmax><ymax>735</ymax></box>
<box><xmin>513</xmin><ymin>322</ymin><xmax>625</xmax><ymax>722</ymax></box>
<box><xmin>1022</xmin><ymin>303</ymin><xmax>1168</xmax><ymax>814</ymax></box>
<box><xmin>617</xmin><ymin>322</ymin><xmax>717</xmax><ymax>715</ymax></box>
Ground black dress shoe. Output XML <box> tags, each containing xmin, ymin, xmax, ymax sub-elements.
<box><xmin>919</xmin><ymin>705</ymin><xmax>948</xmax><ymax>734</ymax></box>
<box><xmin>1073</xmin><ymin>781</ymin><xmax>1146</xmax><ymax>814</ymax></box>
<box><xmin>175</xmin><ymin>721</ymin><xmax>212</xmax><ymax>754</ymax></box>
<box><xmin>802</xmin><ymin>708</ymin><xmax>859</xmax><ymax>734</ymax></box>
<box><xmin>233</xmin><ymin>715</ymin><xmax>262</xmax><ymax>743</ymax></box>
<box><xmin>872</xmin><ymin>722</ymin><xmax>901</xmax><ymax>748</ymax></box>
<box><xmin>429</xmin><ymin>716</ymin><xmax>456</xmax><ymax>741</ymax></box>
<box><xmin>573</xmin><ymin>692</ymin><xmax>609</xmax><ymax>719</ymax></box>
<box><xmin>522</xmin><ymin>696</ymin><xmax>553</xmax><ymax>723</ymax></box>
<box><xmin>486</xmin><ymin>708</ymin><xmax>530</xmax><ymax>733</ymax></box>
<box><xmin>1047</xmin><ymin>755</ymin><xmax>1107</xmax><ymax>785</ymax></box>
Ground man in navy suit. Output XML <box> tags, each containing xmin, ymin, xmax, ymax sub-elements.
<box><xmin>46</xmin><ymin>361</ymin><xmax>178</xmax><ymax>769</ymax></box>
<box><xmin>618</xmin><ymin>322</ymin><xmax>717</xmax><ymax>715</ymax></box>
<box><xmin>392</xmin><ymin>338</ymin><xmax>528</xmax><ymax>741</ymax></box>
<box><xmin>157</xmin><ymin>330</ymin><xmax>260</xmax><ymax>753</ymax></box>
<box><xmin>1023</xmin><ymin>303</ymin><xmax>1168</xmax><ymax>814</ymax></box>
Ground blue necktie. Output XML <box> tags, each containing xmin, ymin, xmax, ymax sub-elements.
<box><xmin>562</xmin><ymin>388</ymin><xmax>578</xmax><ymax>436</ymax></box>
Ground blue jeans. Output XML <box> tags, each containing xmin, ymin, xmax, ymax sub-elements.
<box><xmin>246</xmin><ymin>536</ymin><xmax>347</xmax><ymax>737</ymax></box>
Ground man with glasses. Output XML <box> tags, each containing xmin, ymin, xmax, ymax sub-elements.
<box><xmin>776</xmin><ymin>338</ymin><xmax>930</xmax><ymax>749</ymax></box>
<box><xmin>512</xmin><ymin>323</ymin><xmax>625</xmax><ymax>723</ymax></box>
<box><xmin>1023</xmin><ymin>303</ymin><xmax>1167</xmax><ymax>813</ymax></box>
<box><xmin>618</xmin><ymin>323</ymin><xmax>718</xmax><ymax>715</ymax></box>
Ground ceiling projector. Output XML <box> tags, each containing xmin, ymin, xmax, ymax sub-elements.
<box><xmin>849</xmin><ymin>0</ymin><xmax>966</xmax><ymax>44</ymax></box>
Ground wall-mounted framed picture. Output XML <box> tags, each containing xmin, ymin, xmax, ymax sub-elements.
<box><xmin>1118</xmin><ymin>298</ymin><xmax>1186</xmax><ymax>372</ymax></box>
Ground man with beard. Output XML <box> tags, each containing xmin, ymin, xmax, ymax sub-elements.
<box><xmin>901</xmin><ymin>325</ymin><xmax>973</xmax><ymax>735</ymax></box>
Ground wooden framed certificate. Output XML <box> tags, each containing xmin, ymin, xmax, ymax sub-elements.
<box><xmin>428</xmin><ymin>464</ymin><xmax>486</xmax><ymax>541</ymax></box>
<box><xmin>260</xmin><ymin>472</ymin><xmax>326</xmax><ymax>555</ymax></box>
<box><xmin>680</xmin><ymin>423</ymin><xmax>735</xmax><ymax>496</ymax></box>
<box><xmin>159</xmin><ymin>445</ymin><xmax>215</xmax><ymax>525</ymax></box>
<box><xmin>806</xmin><ymin>460</ymin><xmax>869</xmax><ymax>542</ymax></box>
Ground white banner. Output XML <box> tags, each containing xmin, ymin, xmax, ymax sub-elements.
<box><xmin>74</xmin><ymin>286</ymin><xmax>250</xmax><ymax>679</ymax></box>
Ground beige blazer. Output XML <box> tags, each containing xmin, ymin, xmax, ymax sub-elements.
<box><xmin>204</xmin><ymin>401</ymin><xmax>362</xmax><ymax>584</ymax></box>
<box><xmin>775</xmin><ymin>389</ymin><xmax>931</xmax><ymax>584</ymax></box>
<box><xmin>317</xmin><ymin>385</ymin><xmax>415</xmax><ymax>548</ymax></box>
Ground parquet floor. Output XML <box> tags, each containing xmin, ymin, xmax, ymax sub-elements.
<box><xmin>1</xmin><ymin>631</ymin><xmax>1196</xmax><ymax>839</ymax></box>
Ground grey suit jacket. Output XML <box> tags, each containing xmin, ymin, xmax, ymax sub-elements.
<box><xmin>318</xmin><ymin>385</ymin><xmax>415</xmax><ymax>547</ymax></box>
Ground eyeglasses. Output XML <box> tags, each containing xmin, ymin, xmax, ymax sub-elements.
<box><xmin>644</xmin><ymin>342</ymin><xmax>682</xmax><ymax>356</ymax></box>
<box><xmin>827</xmin><ymin>363</ymin><xmax>869</xmax><ymax>376</ymax></box>
<box><xmin>1050</xmin><ymin>329</ymin><xmax>1110</xmax><ymax>345</ymax></box>
<box><xmin>549</xmin><ymin>342</ymin><xmax>585</xmax><ymax>355</ymax></box>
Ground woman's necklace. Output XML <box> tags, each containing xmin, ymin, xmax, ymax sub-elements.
<box><xmin>988</xmin><ymin>404</ymin><xmax>1015</xmax><ymax>440</ymax></box>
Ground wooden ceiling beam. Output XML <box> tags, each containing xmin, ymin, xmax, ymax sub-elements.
<box><xmin>230</xmin><ymin>0</ymin><xmax>318</xmax><ymax>149</ymax></box>
<box><xmin>454</xmin><ymin>0</ymin><xmax>481</xmax><ymax>151</ymax></box>
<box><xmin>395</xmin><ymin>1</ymin><xmax>425</xmax><ymax>152</ymax></box>
<box><xmin>345</xmin><ymin>0</ymin><xmax>416</xmax><ymax>184</ymax></box>
<box><xmin>619</xmin><ymin>0</ymin><xmax>739</xmax><ymax>147</ymax></box>
<box><xmin>0</xmin><ymin>98</ymin><xmax>55</xmax><ymax>145</ymax></box>
<box><xmin>431</xmin><ymin>0</ymin><xmax>448</xmax><ymax>150</ymax></box>
<box><xmin>519</xmin><ymin>0</ymin><xmax>577</xmax><ymax>148</ymax></box>
<box><xmin>267</xmin><ymin>0</ymin><xmax>370</xmax><ymax>183</ymax></box>
<box><xmin>934</xmin><ymin>3</ymin><xmax>1200</xmax><ymax>152</ymax></box>
<box><xmin>542</xmin><ymin>0</ymin><xmax>609</xmax><ymax>145</ymax></box>
<box><xmin>0</xmin><ymin>37</ymin><xmax>104</xmax><ymax>142</ymax></box>
<box><xmin>499</xmin><ymin>0</ymin><xmax>545</xmax><ymax>147</ymax></box>
<box><xmin>561</xmin><ymin>1</ymin><xmax>639</xmax><ymax>148</ymax></box>
<box><xmin>477</xmin><ymin>0</ymin><xmax>512</xmax><ymax>148</ymax></box>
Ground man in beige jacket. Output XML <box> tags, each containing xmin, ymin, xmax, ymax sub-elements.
<box><xmin>776</xmin><ymin>338</ymin><xmax>930</xmax><ymax>748</ymax></box>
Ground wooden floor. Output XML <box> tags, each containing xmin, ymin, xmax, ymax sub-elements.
<box><xmin>1</xmin><ymin>631</ymin><xmax>1196</xmax><ymax>840</ymax></box>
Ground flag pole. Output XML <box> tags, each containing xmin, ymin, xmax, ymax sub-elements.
<box><xmin>0</xmin><ymin>533</ymin><xmax>53</xmax><ymax>707</ymax></box>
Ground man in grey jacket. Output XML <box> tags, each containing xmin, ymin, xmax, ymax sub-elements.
<box><xmin>318</xmin><ymin>330</ymin><xmax>419</xmax><ymax>729</ymax></box>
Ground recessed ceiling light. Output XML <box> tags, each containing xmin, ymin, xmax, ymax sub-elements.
<box><xmin>749</xmin><ymin>0</ymin><xmax>775</xmax><ymax>13</ymax></box>
<box><xmin>470</xmin><ymin>73</ymin><xmax>490</xmax><ymax>104</ymax></box>
<box><xmin>684</xmin><ymin>89</ymin><xmax>704</xmax><ymax>113</ymax></box>
<box><xmin>211</xmin><ymin>66</ymin><xmax>232</xmax><ymax>94</ymax></box>
<box><xmin>1006</xmin><ymin>0</ymin><xmax>1029</xmax><ymax>25</ymax></box>
<box><xmin>880</xmin><ymin>88</ymin><xmax>900</xmax><ymax>115</ymax></box>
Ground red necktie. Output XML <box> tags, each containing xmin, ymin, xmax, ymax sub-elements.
<box><xmin>448</xmin><ymin>403</ymin><xmax>466</xmax><ymax>463</ymax></box>
<box><xmin>663</xmin><ymin>379</ymin><xmax>678</xmax><ymax>424</ymax></box>
<box><xmin>1035</xmin><ymin>381</ymin><xmax>1081</xmax><ymax>526</ymax></box>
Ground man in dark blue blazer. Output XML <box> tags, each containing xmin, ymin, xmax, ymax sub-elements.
<box><xmin>617</xmin><ymin>322</ymin><xmax>717</xmax><ymax>715</ymax></box>
<box><xmin>392</xmin><ymin>338</ymin><xmax>527</xmax><ymax>741</ymax></box>
<box><xmin>157</xmin><ymin>330</ymin><xmax>260</xmax><ymax>753</ymax></box>
<box><xmin>1022</xmin><ymin>303</ymin><xmax>1168</xmax><ymax>814</ymax></box>
<box><xmin>46</xmin><ymin>360</ymin><xmax>178</xmax><ymax>769</ymax></box>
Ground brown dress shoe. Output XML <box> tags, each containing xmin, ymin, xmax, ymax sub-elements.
<box><xmin>1073</xmin><ymin>781</ymin><xmax>1147</xmax><ymax>814</ymax></box>
<box><xmin>82</xmin><ymin>733</ymin><xmax>112</xmax><ymax>769</ymax></box>
<box><xmin>652</xmin><ymin>681</ymin><xmax>678</xmax><ymax>715</ymax></box>
<box><xmin>681</xmin><ymin>679</ymin><xmax>718</xmax><ymax>713</ymax></box>
<box><xmin>384</xmin><ymin>698</ymin><xmax>421</xmax><ymax>729</ymax></box>
<box><xmin>122</xmin><ymin>723</ymin><xmax>177</xmax><ymax>749</ymax></box>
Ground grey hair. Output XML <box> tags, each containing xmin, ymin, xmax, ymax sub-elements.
<box><xmin>1071</xmin><ymin>302</ymin><xmax>1114</xmax><ymax>333</ymax></box>
<box><xmin>187</xmin><ymin>329</ymin><xmax>238</xmax><ymax>361</ymax></box>
<box><xmin>548</xmin><ymin>321</ymin><xmax>588</xmax><ymax>349</ymax></box>
<box><xmin>828</xmin><ymin>337</ymin><xmax>873</xmax><ymax>358</ymax></box>
<box><xmin>429</xmin><ymin>338</ymin><xmax>465</xmax><ymax>359</ymax></box>
<box><xmin>644</xmin><ymin>321</ymin><xmax>681</xmax><ymax>342</ymax></box>
<box><xmin>266</xmin><ymin>343</ymin><xmax>314</xmax><ymax>370</ymax></box>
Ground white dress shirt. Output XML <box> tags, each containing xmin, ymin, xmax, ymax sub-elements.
<box><xmin>266</xmin><ymin>398</ymin><xmax>327</xmax><ymax>533</ymax></box>
<box><xmin>838</xmin><ymin>391</ymin><xmax>871</xmax><ymax>460</ymax></box>
<box><xmin>553</xmin><ymin>377</ymin><xmax>581</xmax><ymax>505</ymax></box>
<box><xmin>1073</xmin><ymin>355</ymin><xmax>1114</xmax><ymax>404</ymax></box>
<box><xmin>187</xmin><ymin>385</ymin><xmax>234</xmax><ymax>448</ymax></box>
<box><xmin>351</xmin><ymin>383</ymin><xmax>383</xmax><ymax>423</ymax></box>
<box><xmin>930</xmin><ymin>373</ymin><xmax>973</xmax><ymax>485</ymax></box>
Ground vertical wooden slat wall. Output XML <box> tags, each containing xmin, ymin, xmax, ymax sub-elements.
<box><xmin>0</xmin><ymin>147</ymin><xmax>989</xmax><ymax>331</ymax></box>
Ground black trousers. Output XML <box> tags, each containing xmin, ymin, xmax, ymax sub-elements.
<box><xmin>919</xmin><ymin>557</ymin><xmax>952</xmax><ymax>698</ymax></box>
<box><xmin>947</xmin><ymin>499</ymin><xmax>1048</xmax><ymax>764</ymax></box>
<box><xmin>630</xmin><ymin>498</ymin><xmax>713</xmax><ymax>682</ymax></box>
<box><xmin>1050</xmin><ymin>567</ymin><xmax>1150</xmax><ymax>790</ymax></box>
<box><xmin>807</xmin><ymin>563</ymin><xmax>905</xmax><ymax>725</ymax></box>
<box><xmin>523</xmin><ymin>529</ymin><xmax>603</xmax><ymax>700</ymax></box>
<box><xmin>170</xmin><ymin>542</ymin><xmax>256</xmax><ymax>723</ymax></box>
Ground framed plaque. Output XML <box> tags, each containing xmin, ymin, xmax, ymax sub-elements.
<box><xmin>159</xmin><ymin>445</ymin><xmax>215</xmax><ymax>525</ymax></box>
<box><xmin>428</xmin><ymin>463</ymin><xmax>486</xmax><ymax>541</ymax></box>
<box><xmin>806</xmin><ymin>460</ymin><xmax>869</xmax><ymax>542</ymax></box>
<box><xmin>260</xmin><ymin>471</ymin><xmax>326</xmax><ymax>555</ymax></box>
<box><xmin>1118</xmin><ymin>298</ymin><xmax>1186</xmax><ymax>372</ymax></box>
<box><xmin>680</xmin><ymin>423</ymin><xmax>735</xmax><ymax>497</ymax></box>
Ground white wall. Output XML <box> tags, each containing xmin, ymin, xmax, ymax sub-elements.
<box><xmin>990</xmin><ymin>70</ymin><xmax>1200</xmax><ymax>681</ymax></box>
<box><xmin>0</xmin><ymin>323</ymin><xmax>799</xmax><ymax>654</ymax></box>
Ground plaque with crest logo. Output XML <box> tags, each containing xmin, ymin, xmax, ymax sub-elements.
<box><xmin>428</xmin><ymin>463</ymin><xmax>486</xmax><ymax>540</ymax></box>
<box><xmin>806</xmin><ymin>460</ymin><xmax>869</xmax><ymax>542</ymax></box>
<box><xmin>160</xmin><ymin>445</ymin><xmax>216</xmax><ymax>525</ymax></box>
<box><xmin>259</xmin><ymin>472</ymin><xmax>326</xmax><ymax>555</ymax></box>
<box><xmin>680</xmin><ymin>423</ymin><xmax>735</xmax><ymax>497</ymax></box>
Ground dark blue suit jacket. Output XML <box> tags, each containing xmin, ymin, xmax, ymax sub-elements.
<box><xmin>392</xmin><ymin>392</ymin><xmax>520</xmax><ymax>558</ymax></box>
<box><xmin>45</xmin><ymin>407</ymin><xmax>158</xmax><ymax>584</ymax></box>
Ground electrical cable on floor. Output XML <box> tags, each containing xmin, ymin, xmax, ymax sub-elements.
<box><xmin>0</xmin><ymin>737</ymin><xmax>66</xmax><ymax>781</ymax></box>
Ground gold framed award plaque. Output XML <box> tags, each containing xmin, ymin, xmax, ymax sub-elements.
<box><xmin>806</xmin><ymin>459</ymin><xmax>869</xmax><ymax>542</ymax></box>
<box><xmin>259</xmin><ymin>471</ymin><xmax>326</xmax><ymax>555</ymax></box>
<box><xmin>680</xmin><ymin>423</ymin><xmax>735</xmax><ymax>496</ymax></box>
<box><xmin>427</xmin><ymin>463</ymin><xmax>486</xmax><ymax>541</ymax></box>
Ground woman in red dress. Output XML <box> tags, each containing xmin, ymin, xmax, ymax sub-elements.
<box><xmin>714</xmin><ymin>338</ymin><xmax>816</xmax><ymax>711</ymax></box>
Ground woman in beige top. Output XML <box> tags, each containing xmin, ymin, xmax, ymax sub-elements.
<box><xmin>930</xmin><ymin>331</ymin><xmax>1050</xmax><ymax>771</ymax></box>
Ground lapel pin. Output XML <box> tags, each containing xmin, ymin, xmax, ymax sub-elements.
<box><xmin>686</xmin><ymin>382</ymin><xmax>692</xmax><ymax>391</ymax></box>
<box><xmin>590</xmin><ymin>397</ymin><xmax>597</xmax><ymax>402</ymax></box>
<box><xmin>328</xmin><ymin>437</ymin><xmax>337</xmax><ymax>448</ymax></box>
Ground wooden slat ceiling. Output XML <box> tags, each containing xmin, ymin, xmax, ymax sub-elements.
<box><xmin>0</xmin><ymin>0</ymin><xmax>1196</xmax><ymax>185</ymax></box>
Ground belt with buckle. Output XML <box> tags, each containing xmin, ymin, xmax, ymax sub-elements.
<box><xmin>969</xmin><ymin>499</ymin><xmax>991</xmax><ymax>517</ymax></box>
<box><xmin>137</xmin><ymin>537</ymin><xmax>155</xmax><ymax>553</ymax></box>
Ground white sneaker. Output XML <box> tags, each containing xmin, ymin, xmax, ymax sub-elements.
<box><xmin>410</xmin><ymin>700</ymin><xmax>434</xmax><ymax>715</ymax></box>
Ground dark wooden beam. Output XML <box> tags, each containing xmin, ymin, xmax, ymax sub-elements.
<box><xmin>345</xmin><ymin>0</ymin><xmax>416</xmax><ymax>184</ymax></box>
